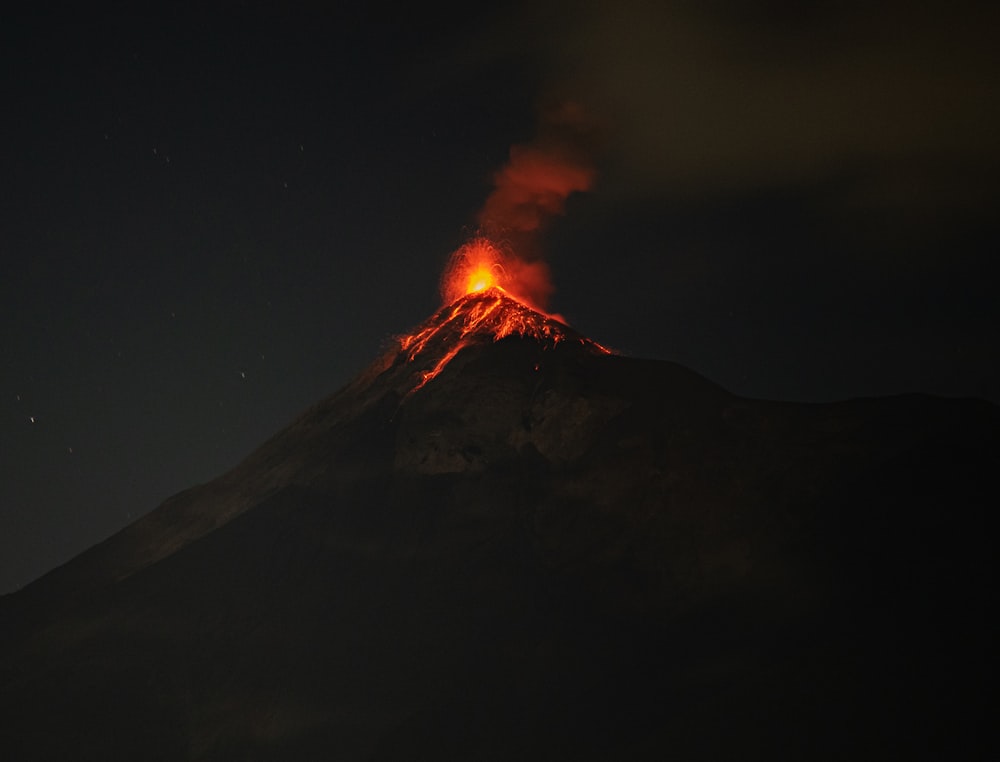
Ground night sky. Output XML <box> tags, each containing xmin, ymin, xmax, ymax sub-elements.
<box><xmin>3</xmin><ymin>2</ymin><xmax>998</xmax><ymax>593</ymax></box>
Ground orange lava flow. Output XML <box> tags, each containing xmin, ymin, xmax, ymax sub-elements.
<box><xmin>397</xmin><ymin>236</ymin><xmax>611</xmax><ymax>394</ymax></box>
<box><xmin>398</xmin><ymin>287</ymin><xmax>608</xmax><ymax>392</ymax></box>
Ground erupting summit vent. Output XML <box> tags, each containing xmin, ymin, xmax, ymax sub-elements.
<box><xmin>390</xmin><ymin>98</ymin><xmax>604</xmax><ymax>394</ymax></box>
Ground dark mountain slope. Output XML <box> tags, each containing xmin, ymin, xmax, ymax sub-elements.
<box><xmin>1</xmin><ymin>292</ymin><xmax>996</xmax><ymax>759</ymax></box>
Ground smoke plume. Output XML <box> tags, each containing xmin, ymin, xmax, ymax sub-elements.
<box><xmin>441</xmin><ymin>101</ymin><xmax>597</xmax><ymax>311</ymax></box>
<box><xmin>478</xmin><ymin>146</ymin><xmax>595</xmax><ymax>233</ymax></box>
<box><xmin>478</xmin><ymin>101</ymin><xmax>597</xmax><ymax>237</ymax></box>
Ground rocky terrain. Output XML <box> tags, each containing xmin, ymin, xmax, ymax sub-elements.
<box><xmin>1</xmin><ymin>291</ymin><xmax>995</xmax><ymax>759</ymax></box>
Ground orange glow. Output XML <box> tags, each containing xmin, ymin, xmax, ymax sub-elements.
<box><xmin>466</xmin><ymin>265</ymin><xmax>497</xmax><ymax>294</ymax></box>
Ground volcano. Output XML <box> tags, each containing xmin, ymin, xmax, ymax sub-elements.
<box><xmin>1</xmin><ymin>292</ymin><xmax>996</xmax><ymax>759</ymax></box>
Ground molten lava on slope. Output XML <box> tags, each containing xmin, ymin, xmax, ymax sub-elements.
<box><xmin>399</xmin><ymin>287</ymin><xmax>610</xmax><ymax>391</ymax></box>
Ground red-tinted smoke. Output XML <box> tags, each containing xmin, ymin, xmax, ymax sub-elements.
<box><xmin>478</xmin><ymin>145</ymin><xmax>595</xmax><ymax>233</ymax></box>
<box><xmin>441</xmin><ymin>102</ymin><xmax>597</xmax><ymax>311</ymax></box>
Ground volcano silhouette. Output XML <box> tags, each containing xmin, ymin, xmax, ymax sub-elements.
<box><xmin>1</xmin><ymin>292</ymin><xmax>996</xmax><ymax>759</ymax></box>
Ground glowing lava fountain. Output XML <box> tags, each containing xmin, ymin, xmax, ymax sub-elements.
<box><xmin>439</xmin><ymin>238</ymin><xmax>554</xmax><ymax>313</ymax></box>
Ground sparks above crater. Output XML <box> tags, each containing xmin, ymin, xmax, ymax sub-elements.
<box><xmin>439</xmin><ymin>238</ymin><xmax>555</xmax><ymax>313</ymax></box>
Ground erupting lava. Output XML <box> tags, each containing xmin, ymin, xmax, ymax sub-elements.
<box><xmin>448</xmin><ymin>240</ymin><xmax>503</xmax><ymax>297</ymax></box>
<box><xmin>440</xmin><ymin>238</ymin><xmax>555</xmax><ymax>313</ymax></box>
<box><xmin>395</xmin><ymin>231</ymin><xmax>611</xmax><ymax>394</ymax></box>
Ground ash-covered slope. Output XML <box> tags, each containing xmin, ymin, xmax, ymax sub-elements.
<box><xmin>1</xmin><ymin>293</ymin><xmax>996</xmax><ymax>760</ymax></box>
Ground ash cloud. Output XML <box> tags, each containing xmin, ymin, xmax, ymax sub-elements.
<box><xmin>439</xmin><ymin>0</ymin><xmax>998</xmax><ymax>215</ymax></box>
<box><xmin>453</xmin><ymin>101</ymin><xmax>599</xmax><ymax>309</ymax></box>
<box><xmin>553</xmin><ymin>0</ymin><xmax>999</xmax><ymax>212</ymax></box>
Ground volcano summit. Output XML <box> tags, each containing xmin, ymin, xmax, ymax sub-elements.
<box><xmin>1</xmin><ymin>290</ymin><xmax>996</xmax><ymax>759</ymax></box>
<box><xmin>398</xmin><ymin>287</ymin><xmax>609</xmax><ymax>392</ymax></box>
